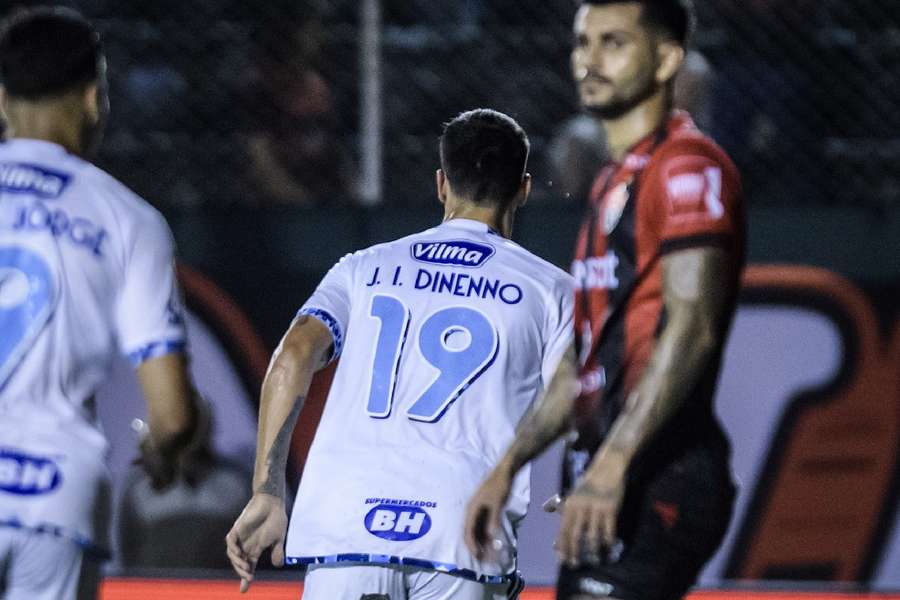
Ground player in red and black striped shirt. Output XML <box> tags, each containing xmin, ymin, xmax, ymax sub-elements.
<box><xmin>466</xmin><ymin>1</ymin><xmax>744</xmax><ymax>599</ymax></box>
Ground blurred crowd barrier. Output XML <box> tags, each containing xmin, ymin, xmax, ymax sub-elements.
<box><xmin>5</xmin><ymin>0</ymin><xmax>900</xmax><ymax>211</ymax></box>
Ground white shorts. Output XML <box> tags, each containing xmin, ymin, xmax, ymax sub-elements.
<box><xmin>302</xmin><ymin>564</ymin><xmax>514</xmax><ymax>600</ymax></box>
<box><xmin>0</xmin><ymin>526</ymin><xmax>100</xmax><ymax>600</ymax></box>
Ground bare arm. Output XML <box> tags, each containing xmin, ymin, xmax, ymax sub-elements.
<box><xmin>252</xmin><ymin>315</ymin><xmax>334</xmax><ymax>498</ymax></box>
<box><xmin>586</xmin><ymin>247</ymin><xmax>734</xmax><ymax>479</ymax></box>
<box><xmin>135</xmin><ymin>353</ymin><xmax>201</xmax><ymax>487</ymax></box>
<box><xmin>497</xmin><ymin>343</ymin><xmax>578</xmax><ymax>479</ymax></box>
<box><xmin>464</xmin><ymin>343</ymin><xmax>579</xmax><ymax>558</ymax></box>
<box><xmin>558</xmin><ymin>246</ymin><xmax>738</xmax><ymax>564</ymax></box>
<box><xmin>226</xmin><ymin>314</ymin><xmax>333</xmax><ymax>592</ymax></box>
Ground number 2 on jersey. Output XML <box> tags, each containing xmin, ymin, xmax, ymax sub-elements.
<box><xmin>366</xmin><ymin>294</ymin><xmax>498</xmax><ymax>422</ymax></box>
<box><xmin>0</xmin><ymin>247</ymin><xmax>57</xmax><ymax>388</ymax></box>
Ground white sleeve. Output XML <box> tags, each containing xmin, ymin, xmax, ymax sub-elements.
<box><xmin>297</xmin><ymin>253</ymin><xmax>355</xmax><ymax>362</ymax></box>
<box><xmin>115</xmin><ymin>212</ymin><xmax>187</xmax><ymax>366</ymax></box>
<box><xmin>541</xmin><ymin>274</ymin><xmax>575</xmax><ymax>387</ymax></box>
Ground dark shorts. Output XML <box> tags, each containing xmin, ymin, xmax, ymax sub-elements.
<box><xmin>557</xmin><ymin>441</ymin><xmax>735</xmax><ymax>600</ymax></box>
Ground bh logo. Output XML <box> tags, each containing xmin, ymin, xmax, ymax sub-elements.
<box><xmin>364</xmin><ymin>503</ymin><xmax>432</xmax><ymax>541</ymax></box>
<box><xmin>0</xmin><ymin>450</ymin><xmax>62</xmax><ymax>495</ymax></box>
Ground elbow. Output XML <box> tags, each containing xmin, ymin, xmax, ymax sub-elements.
<box><xmin>266</xmin><ymin>335</ymin><xmax>318</xmax><ymax>390</ymax></box>
<box><xmin>275</xmin><ymin>336</ymin><xmax>318</xmax><ymax>372</ymax></box>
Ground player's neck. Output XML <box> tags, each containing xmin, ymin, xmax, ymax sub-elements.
<box><xmin>6</xmin><ymin>102</ymin><xmax>83</xmax><ymax>155</ymax></box>
<box><xmin>442</xmin><ymin>203</ymin><xmax>512</xmax><ymax>239</ymax></box>
<box><xmin>601</xmin><ymin>90</ymin><xmax>670</xmax><ymax>162</ymax></box>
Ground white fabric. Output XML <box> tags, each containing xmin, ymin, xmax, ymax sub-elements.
<box><xmin>0</xmin><ymin>138</ymin><xmax>186</xmax><ymax>549</ymax></box>
<box><xmin>303</xmin><ymin>564</ymin><xmax>510</xmax><ymax>600</ymax></box>
<box><xmin>0</xmin><ymin>526</ymin><xmax>94</xmax><ymax>600</ymax></box>
<box><xmin>287</xmin><ymin>218</ymin><xmax>574</xmax><ymax>581</ymax></box>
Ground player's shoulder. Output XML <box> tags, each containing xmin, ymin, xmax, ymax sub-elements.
<box><xmin>79</xmin><ymin>161</ymin><xmax>171</xmax><ymax>235</ymax></box>
<box><xmin>323</xmin><ymin>233</ymin><xmax>411</xmax><ymax>275</ymax></box>
<box><xmin>655</xmin><ymin>115</ymin><xmax>738</xmax><ymax>175</ymax></box>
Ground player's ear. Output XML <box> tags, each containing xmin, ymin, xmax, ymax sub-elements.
<box><xmin>518</xmin><ymin>173</ymin><xmax>532</xmax><ymax>208</ymax></box>
<box><xmin>655</xmin><ymin>41</ymin><xmax>684</xmax><ymax>86</ymax></box>
<box><xmin>436</xmin><ymin>169</ymin><xmax>449</xmax><ymax>205</ymax></box>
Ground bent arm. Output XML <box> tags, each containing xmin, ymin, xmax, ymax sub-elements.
<box><xmin>583</xmin><ymin>246</ymin><xmax>736</xmax><ymax>481</ymax></box>
<box><xmin>251</xmin><ymin>315</ymin><xmax>333</xmax><ymax>499</ymax></box>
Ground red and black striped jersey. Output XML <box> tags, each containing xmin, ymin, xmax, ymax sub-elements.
<box><xmin>571</xmin><ymin>111</ymin><xmax>745</xmax><ymax>451</ymax></box>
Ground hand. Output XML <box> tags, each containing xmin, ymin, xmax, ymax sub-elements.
<box><xmin>226</xmin><ymin>493</ymin><xmax>288</xmax><ymax>593</ymax></box>
<box><xmin>555</xmin><ymin>470</ymin><xmax>626</xmax><ymax>568</ymax></box>
<box><xmin>133</xmin><ymin>402</ymin><xmax>212</xmax><ymax>490</ymax></box>
<box><xmin>464</xmin><ymin>469</ymin><xmax>513</xmax><ymax>560</ymax></box>
<box><xmin>132</xmin><ymin>419</ymin><xmax>176</xmax><ymax>489</ymax></box>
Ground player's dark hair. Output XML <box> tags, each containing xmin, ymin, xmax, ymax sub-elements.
<box><xmin>0</xmin><ymin>6</ymin><xmax>103</xmax><ymax>100</ymax></box>
<box><xmin>582</xmin><ymin>0</ymin><xmax>694</xmax><ymax>47</ymax></box>
<box><xmin>439</xmin><ymin>109</ymin><xmax>529</xmax><ymax>207</ymax></box>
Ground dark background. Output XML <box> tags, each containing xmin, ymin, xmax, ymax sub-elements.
<box><xmin>3</xmin><ymin>0</ymin><xmax>899</xmax><ymax>348</ymax></box>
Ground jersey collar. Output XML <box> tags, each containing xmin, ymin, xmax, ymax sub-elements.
<box><xmin>4</xmin><ymin>138</ymin><xmax>72</xmax><ymax>157</ymax></box>
<box><xmin>619</xmin><ymin>110</ymin><xmax>696</xmax><ymax>171</ymax></box>
<box><xmin>440</xmin><ymin>218</ymin><xmax>501</xmax><ymax>236</ymax></box>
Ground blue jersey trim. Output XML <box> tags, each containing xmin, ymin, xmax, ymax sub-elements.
<box><xmin>0</xmin><ymin>518</ymin><xmax>111</xmax><ymax>559</ymax></box>
<box><xmin>297</xmin><ymin>307</ymin><xmax>344</xmax><ymax>361</ymax></box>
<box><xmin>126</xmin><ymin>339</ymin><xmax>187</xmax><ymax>367</ymax></box>
<box><xmin>285</xmin><ymin>553</ymin><xmax>514</xmax><ymax>584</ymax></box>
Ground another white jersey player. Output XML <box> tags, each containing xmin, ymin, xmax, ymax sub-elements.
<box><xmin>0</xmin><ymin>9</ymin><xmax>200</xmax><ymax>600</ymax></box>
<box><xmin>227</xmin><ymin>109</ymin><xmax>574</xmax><ymax>600</ymax></box>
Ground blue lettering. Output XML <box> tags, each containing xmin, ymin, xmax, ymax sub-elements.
<box><xmin>467</xmin><ymin>276</ymin><xmax>484</xmax><ymax>298</ymax></box>
<box><xmin>412</xmin><ymin>268</ymin><xmax>522</xmax><ymax>305</ymax></box>
<box><xmin>27</xmin><ymin>204</ymin><xmax>51</xmax><ymax>229</ymax></box>
<box><xmin>91</xmin><ymin>229</ymin><xmax>107</xmax><ymax>257</ymax></box>
<box><xmin>13</xmin><ymin>207</ymin><xmax>26</xmax><ymax>229</ymax></box>
<box><xmin>415</xmin><ymin>269</ymin><xmax>433</xmax><ymax>290</ymax></box>
<box><xmin>0</xmin><ymin>450</ymin><xmax>62</xmax><ymax>496</ymax></box>
<box><xmin>453</xmin><ymin>274</ymin><xmax>469</xmax><ymax>297</ymax></box>
<box><xmin>50</xmin><ymin>211</ymin><xmax>69</xmax><ymax>236</ymax></box>
<box><xmin>499</xmin><ymin>284</ymin><xmax>523</xmax><ymax>305</ymax></box>
<box><xmin>12</xmin><ymin>204</ymin><xmax>107</xmax><ymax>258</ymax></box>
<box><xmin>364</xmin><ymin>503</ymin><xmax>433</xmax><ymax>542</ymax></box>
<box><xmin>0</xmin><ymin>163</ymin><xmax>71</xmax><ymax>199</ymax></box>
<box><xmin>482</xmin><ymin>278</ymin><xmax>499</xmax><ymax>300</ymax></box>
<box><xmin>437</xmin><ymin>272</ymin><xmax>454</xmax><ymax>295</ymax></box>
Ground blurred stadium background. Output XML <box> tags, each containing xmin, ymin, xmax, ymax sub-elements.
<box><xmin>3</xmin><ymin>0</ymin><xmax>898</xmax><ymax>597</ymax></box>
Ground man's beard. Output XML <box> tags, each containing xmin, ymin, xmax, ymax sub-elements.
<box><xmin>582</xmin><ymin>75</ymin><xmax>658</xmax><ymax>121</ymax></box>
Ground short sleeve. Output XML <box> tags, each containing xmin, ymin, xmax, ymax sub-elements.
<box><xmin>297</xmin><ymin>253</ymin><xmax>355</xmax><ymax>362</ymax></box>
<box><xmin>649</xmin><ymin>141</ymin><xmax>742</xmax><ymax>255</ymax></box>
<box><xmin>541</xmin><ymin>275</ymin><xmax>575</xmax><ymax>387</ymax></box>
<box><xmin>116</xmin><ymin>213</ymin><xmax>187</xmax><ymax>365</ymax></box>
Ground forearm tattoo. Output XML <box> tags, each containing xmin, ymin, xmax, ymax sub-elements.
<box><xmin>257</xmin><ymin>395</ymin><xmax>305</xmax><ymax>497</ymax></box>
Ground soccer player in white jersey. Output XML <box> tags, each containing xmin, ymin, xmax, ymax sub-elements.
<box><xmin>0</xmin><ymin>8</ymin><xmax>202</xmax><ymax>599</ymax></box>
<box><xmin>226</xmin><ymin>109</ymin><xmax>574</xmax><ymax>599</ymax></box>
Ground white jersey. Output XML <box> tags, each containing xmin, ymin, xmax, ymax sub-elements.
<box><xmin>0</xmin><ymin>139</ymin><xmax>186</xmax><ymax>551</ymax></box>
<box><xmin>286</xmin><ymin>218</ymin><xmax>574</xmax><ymax>582</ymax></box>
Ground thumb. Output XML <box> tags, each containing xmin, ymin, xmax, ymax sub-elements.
<box><xmin>271</xmin><ymin>537</ymin><xmax>285</xmax><ymax>568</ymax></box>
